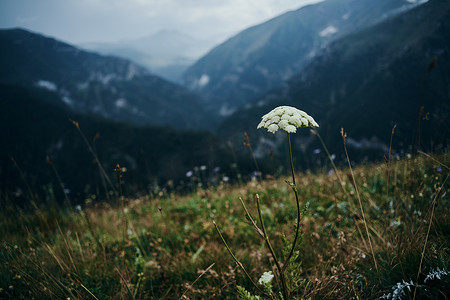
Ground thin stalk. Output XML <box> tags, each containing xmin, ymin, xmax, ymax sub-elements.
<box><xmin>92</xmin><ymin>133</ymin><xmax>111</xmax><ymax>202</ymax></box>
<box><xmin>81</xmin><ymin>210</ymin><xmax>106</xmax><ymax>263</ymax></box>
<box><xmin>282</xmin><ymin>133</ymin><xmax>302</xmax><ymax>274</ymax></box>
<box><xmin>116</xmin><ymin>164</ymin><xmax>128</xmax><ymax>243</ymax></box>
<box><xmin>312</xmin><ymin>130</ymin><xmax>367</xmax><ymax>249</ymax></box>
<box><xmin>179</xmin><ymin>263</ymin><xmax>215</xmax><ymax>300</ymax></box>
<box><xmin>256</xmin><ymin>194</ymin><xmax>288</xmax><ymax>300</ymax></box>
<box><xmin>227</xmin><ymin>141</ymin><xmax>243</xmax><ymax>185</ymax></box>
<box><xmin>213</xmin><ymin>221</ymin><xmax>272</xmax><ymax>299</ymax></box>
<box><xmin>287</xmin><ymin>133</ymin><xmax>296</xmax><ymax>186</ymax></box>
<box><xmin>11</xmin><ymin>157</ymin><xmax>36</xmax><ymax>203</ymax></box>
<box><xmin>413</xmin><ymin>174</ymin><xmax>449</xmax><ymax>300</ymax></box>
<box><xmin>239</xmin><ymin>197</ymin><xmax>264</xmax><ymax>239</ymax></box>
<box><xmin>418</xmin><ymin>150</ymin><xmax>450</xmax><ymax>170</ymax></box>
<box><xmin>115</xmin><ymin>266</ymin><xmax>135</xmax><ymax>300</ymax></box>
<box><xmin>341</xmin><ymin>129</ymin><xmax>379</xmax><ymax>274</ymax></box>
<box><xmin>414</xmin><ymin>56</ymin><xmax>437</xmax><ymax>152</ymax></box>
<box><xmin>244</xmin><ymin>132</ymin><xmax>263</xmax><ymax>181</ymax></box>
<box><xmin>311</xmin><ymin>129</ymin><xmax>347</xmax><ymax>194</ymax></box>
<box><xmin>129</xmin><ymin>223</ymin><xmax>148</xmax><ymax>259</ymax></box>
<box><xmin>386</xmin><ymin>125</ymin><xmax>397</xmax><ymax>201</ymax></box>
<box><xmin>80</xmin><ymin>283</ymin><xmax>99</xmax><ymax>300</ymax></box>
<box><xmin>56</xmin><ymin>220</ymin><xmax>79</xmax><ymax>276</ymax></box>
<box><xmin>46</xmin><ymin>156</ymin><xmax>72</xmax><ymax>208</ymax></box>
<box><xmin>70</xmin><ymin>120</ymin><xmax>117</xmax><ymax>197</ymax></box>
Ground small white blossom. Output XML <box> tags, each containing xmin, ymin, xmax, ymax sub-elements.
<box><xmin>257</xmin><ymin>106</ymin><xmax>319</xmax><ymax>134</ymax></box>
<box><xmin>258</xmin><ymin>271</ymin><xmax>274</xmax><ymax>285</ymax></box>
<box><xmin>390</xmin><ymin>220</ymin><xmax>401</xmax><ymax>227</ymax></box>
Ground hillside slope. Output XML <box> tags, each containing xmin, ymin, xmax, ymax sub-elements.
<box><xmin>219</xmin><ymin>0</ymin><xmax>449</xmax><ymax>162</ymax></box>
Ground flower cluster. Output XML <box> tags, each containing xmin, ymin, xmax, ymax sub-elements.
<box><xmin>258</xmin><ymin>271</ymin><xmax>274</xmax><ymax>285</ymax></box>
<box><xmin>257</xmin><ymin>106</ymin><xmax>319</xmax><ymax>134</ymax></box>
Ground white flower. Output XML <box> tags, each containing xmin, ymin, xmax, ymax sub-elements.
<box><xmin>258</xmin><ymin>271</ymin><xmax>274</xmax><ymax>285</ymax></box>
<box><xmin>257</xmin><ymin>106</ymin><xmax>319</xmax><ymax>134</ymax></box>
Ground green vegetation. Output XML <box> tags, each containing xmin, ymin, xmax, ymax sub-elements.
<box><xmin>1</xmin><ymin>152</ymin><xmax>449</xmax><ymax>299</ymax></box>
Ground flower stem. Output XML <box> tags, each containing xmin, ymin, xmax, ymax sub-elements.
<box><xmin>256</xmin><ymin>194</ymin><xmax>288</xmax><ymax>300</ymax></box>
<box><xmin>287</xmin><ymin>133</ymin><xmax>296</xmax><ymax>186</ymax></box>
<box><xmin>282</xmin><ymin>133</ymin><xmax>302</xmax><ymax>275</ymax></box>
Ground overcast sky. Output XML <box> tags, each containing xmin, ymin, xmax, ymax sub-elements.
<box><xmin>0</xmin><ymin>0</ymin><xmax>323</xmax><ymax>45</ymax></box>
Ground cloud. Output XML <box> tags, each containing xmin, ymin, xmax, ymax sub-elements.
<box><xmin>0</xmin><ymin>0</ymin><xmax>323</xmax><ymax>43</ymax></box>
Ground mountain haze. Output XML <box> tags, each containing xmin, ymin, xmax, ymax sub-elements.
<box><xmin>81</xmin><ymin>30</ymin><xmax>219</xmax><ymax>82</ymax></box>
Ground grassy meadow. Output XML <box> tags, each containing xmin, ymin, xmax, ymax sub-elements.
<box><xmin>1</xmin><ymin>151</ymin><xmax>449</xmax><ymax>299</ymax></box>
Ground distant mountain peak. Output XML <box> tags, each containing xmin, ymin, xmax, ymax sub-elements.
<box><xmin>79</xmin><ymin>28</ymin><xmax>221</xmax><ymax>81</ymax></box>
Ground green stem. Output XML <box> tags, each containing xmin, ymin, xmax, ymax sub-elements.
<box><xmin>287</xmin><ymin>133</ymin><xmax>296</xmax><ymax>186</ymax></box>
<box><xmin>213</xmin><ymin>221</ymin><xmax>272</xmax><ymax>299</ymax></box>
<box><xmin>239</xmin><ymin>197</ymin><xmax>264</xmax><ymax>238</ymax></box>
<box><xmin>282</xmin><ymin>133</ymin><xmax>302</xmax><ymax>274</ymax></box>
<box><xmin>256</xmin><ymin>195</ymin><xmax>289</xmax><ymax>300</ymax></box>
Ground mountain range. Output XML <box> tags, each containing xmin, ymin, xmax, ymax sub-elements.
<box><xmin>0</xmin><ymin>28</ymin><xmax>211</xmax><ymax>130</ymax></box>
<box><xmin>181</xmin><ymin>0</ymin><xmax>429</xmax><ymax>117</ymax></box>
<box><xmin>218</xmin><ymin>0</ymin><xmax>449</xmax><ymax>163</ymax></box>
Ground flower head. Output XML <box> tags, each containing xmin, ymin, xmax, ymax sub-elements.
<box><xmin>258</xmin><ymin>271</ymin><xmax>274</xmax><ymax>285</ymax></box>
<box><xmin>257</xmin><ymin>106</ymin><xmax>319</xmax><ymax>134</ymax></box>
